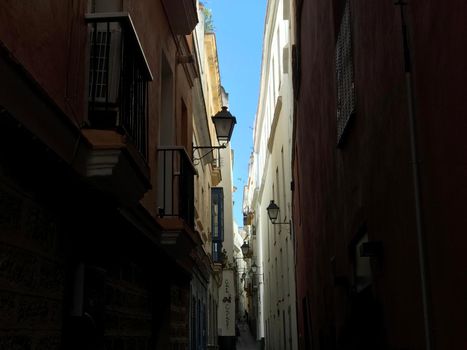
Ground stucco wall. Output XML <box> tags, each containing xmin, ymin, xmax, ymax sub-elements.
<box><xmin>292</xmin><ymin>0</ymin><xmax>467</xmax><ymax>348</ymax></box>
<box><xmin>0</xmin><ymin>1</ymin><xmax>88</xmax><ymax>123</ymax></box>
<box><xmin>0</xmin><ymin>178</ymin><xmax>65</xmax><ymax>350</ymax></box>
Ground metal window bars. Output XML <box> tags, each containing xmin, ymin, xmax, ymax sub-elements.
<box><xmin>336</xmin><ymin>0</ymin><xmax>356</xmax><ymax>144</ymax></box>
<box><xmin>87</xmin><ymin>15</ymin><xmax>150</xmax><ymax>159</ymax></box>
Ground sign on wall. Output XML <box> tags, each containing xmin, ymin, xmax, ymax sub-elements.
<box><xmin>218</xmin><ymin>269</ymin><xmax>235</xmax><ymax>336</ymax></box>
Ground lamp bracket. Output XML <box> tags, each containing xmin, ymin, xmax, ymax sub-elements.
<box><xmin>193</xmin><ymin>145</ymin><xmax>227</xmax><ymax>150</ymax></box>
<box><xmin>192</xmin><ymin>144</ymin><xmax>226</xmax><ymax>165</ymax></box>
<box><xmin>271</xmin><ymin>220</ymin><xmax>292</xmax><ymax>227</ymax></box>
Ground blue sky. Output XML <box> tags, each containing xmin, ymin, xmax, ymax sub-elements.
<box><xmin>207</xmin><ymin>0</ymin><xmax>267</xmax><ymax>226</ymax></box>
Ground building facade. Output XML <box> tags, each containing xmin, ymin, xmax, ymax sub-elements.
<box><xmin>292</xmin><ymin>0</ymin><xmax>467</xmax><ymax>349</ymax></box>
<box><xmin>192</xmin><ymin>7</ymin><xmax>237</xmax><ymax>347</ymax></box>
<box><xmin>243</xmin><ymin>0</ymin><xmax>298</xmax><ymax>349</ymax></box>
<box><xmin>0</xmin><ymin>0</ymin><xmax>235</xmax><ymax>349</ymax></box>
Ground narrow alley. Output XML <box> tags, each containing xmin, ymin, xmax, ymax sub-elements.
<box><xmin>0</xmin><ymin>0</ymin><xmax>466</xmax><ymax>350</ymax></box>
<box><xmin>236</xmin><ymin>322</ymin><xmax>260</xmax><ymax>350</ymax></box>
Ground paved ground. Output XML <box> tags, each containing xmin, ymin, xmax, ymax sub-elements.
<box><xmin>236</xmin><ymin>321</ymin><xmax>260</xmax><ymax>350</ymax></box>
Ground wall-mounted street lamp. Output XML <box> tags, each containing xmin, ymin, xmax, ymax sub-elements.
<box><xmin>249</xmin><ymin>262</ymin><xmax>263</xmax><ymax>278</ymax></box>
<box><xmin>238</xmin><ymin>266</ymin><xmax>263</xmax><ymax>284</ymax></box>
<box><xmin>240</xmin><ymin>241</ymin><xmax>250</xmax><ymax>257</ymax></box>
<box><xmin>193</xmin><ymin>106</ymin><xmax>237</xmax><ymax>164</ymax></box>
<box><xmin>266</xmin><ymin>200</ymin><xmax>292</xmax><ymax>228</ymax></box>
<box><xmin>249</xmin><ymin>270</ymin><xmax>264</xmax><ymax>284</ymax></box>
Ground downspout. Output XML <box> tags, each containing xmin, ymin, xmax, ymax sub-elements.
<box><xmin>396</xmin><ymin>2</ymin><xmax>433</xmax><ymax>349</ymax></box>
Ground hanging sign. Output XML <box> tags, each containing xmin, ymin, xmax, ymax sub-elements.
<box><xmin>218</xmin><ymin>269</ymin><xmax>235</xmax><ymax>336</ymax></box>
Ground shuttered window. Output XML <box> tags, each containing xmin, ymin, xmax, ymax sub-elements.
<box><xmin>211</xmin><ymin>187</ymin><xmax>224</xmax><ymax>262</ymax></box>
<box><xmin>335</xmin><ymin>0</ymin><xmax>356</xmax><ymax>144</ymax></box>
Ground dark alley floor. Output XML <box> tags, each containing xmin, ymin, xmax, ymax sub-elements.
<box><xmin>236</xmin><ymin>321</ymin><xmax>260</xmax><ymax>350</ymax></box>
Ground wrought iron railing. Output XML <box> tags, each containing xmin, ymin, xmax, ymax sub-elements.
<box><xmin>86</xmin><ymin>14</ymin><xmax>152</xmax><ymax>159</ymax></box>
<box><xmin>157</xmin><ymin>147</ymin><xmax>196</xmax><ymax>228</ymax></box>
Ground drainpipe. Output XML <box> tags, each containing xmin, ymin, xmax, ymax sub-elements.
<box><xmin>395</xmin><ymin>2</ymin><xmax>433</xmax><ymax>349</ymax></box>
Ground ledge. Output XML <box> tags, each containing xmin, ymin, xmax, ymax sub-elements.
<box><xmin>79</xmin><ymin>129</ymin><xmax>151</xmax><ymax>205</ymax></box>
<box><xmin>161</xmin><ymin>0</ymin><xmax>198</xmax><ymax>35</ymax></box>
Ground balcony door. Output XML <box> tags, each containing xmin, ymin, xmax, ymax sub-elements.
<box><xmin>159</xmin><ymin>54</ymin><xmax>175</xmax><ymax>147</ymax></box>
<box><xmin>157</xmin><ymin>54</ymin><xmax>176</xmax><ymax>216</ymax></box>
<box><xmin>211</xmin><ymin>188</ymin><xmax>224</xmax><ymax>262</ymax></box>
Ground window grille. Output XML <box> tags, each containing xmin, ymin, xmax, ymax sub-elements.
<box><xmin>212</xmin><ymin>241</ymin><xmax>223</xmax><ymax>263</ymax></box>
<box><xmin>211</xmin><ymin>187</ymin><xmax>224</xmax><ymax>262</ymax></box>
<box><xmin>86</xmin><ymin>14</ymin><xmax>152</xmax><ymax>159</ymax></box>
<box><xmin>336</xmin><ymin>0</ymin><xmax>356</xmax><ymax>144</ymax></box>
<box><xmin>211</xmin><ymin>188</ymin><xmax>224</xmax><ymax>237</ymax></box>
<box><xmin>89</xmin><ymin>23</ymin><xmax>122</xmax><ymax>104</ymax></box>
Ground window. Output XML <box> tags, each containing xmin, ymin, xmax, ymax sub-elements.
<box><xmin>283</xmin><ymin>45</ymin><xmax>289</xmax><ymax>74</ymax></box>
<box><xmin>160</xmin><ymin>53</ymin><xmax>174</xmax><ymax>146</ymax></box>
<box><xmin>281</xmin><ymin>147</ymin><xmax>287</xmax><ymax>219</ymax></box>
<box><xmin>276</xmin><ymin>28</ymin><xmax>282</xmax><ymax>89</ymax></box>
<box><xmin>211</xmin><ymin>188</ymin><xmax>224</xmax><ymax>262</ymax></box>
<box><xmin>354</xmin><ymin>233</ymin><xmax>372</xmax><ymax>292</ymax></box>
<box><xmin>283</xmin><ymin>0</ymin><xmax>290</xmax><ymax>20</ymax></box>
<box><xmin>272</xmin><ymin>57</ymin><xmax>276</xmax><ymax>103</ymax></box>
<box><xmin>88</xmin><ymin>26</ymin><xmax>121</xmax><ymax>104</ymax></box>
<box><xmin>272</xmin><ymin>184</ymin><xmax>277</xmax><ymax>241</ymax></box>
<box><xmin>211</xmin><ymin>188</ymin><xmax>224</xmax><ymax>240</ymax></box>
<box><xmin>280</xmin><ymin>248</ymin><xmax>284</xmax><ymax>299</ymax></box>
<box><xmin>212</xmin><ymin>241</ymin><xmax>223</xmax><ymax>263</ymax></box>
<box><xmin>276</xmin><ymin>167</ymin><xmax>281</xmax><ymax>220</ymax></box>
<box><xmin>267</xmin><ymin>221</ymin><xmax>271</xmax><ymax>261</ymax></box>
<box><xmin>88</xmin><ymin>21</ymin><xmax>122</xmax><ymax>106</ymax></box>
<box><xmin>275</xmin><ymin>258</ymin><xmax>279</xmax><ymax>295</ymax></box>
<box><xmin>335</xmin><ymin>0</ymin><xmax>355</xmax><ymax>144</ymax></box>
<box><xmin>87</xmin><ymin>14</ymin><xmax>152</xmax><ymax>158</ymax></box>
<box><xmin>181</xmin><ymin>99</ymin><xmax>188</xmax><ymax>149</ymax></box>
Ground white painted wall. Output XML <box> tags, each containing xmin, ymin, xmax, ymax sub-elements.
<box><xmin>245</xmin><ymin>0</ymin><xmax>298</xmax><ymax>349</ymax></box>
<box><xmin>219</xmin><ymin>145</ymin><xmax>235</xmax><ymax>264</ymax></box>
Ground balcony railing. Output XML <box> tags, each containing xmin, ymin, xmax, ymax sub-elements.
<box><xmin>86</xmin><ymin>13</ymin><xmax>153</xmax><ymax>159</ymax></box>
<box><xmin>157</xmin><ymin>147</ymin><xmax>196</xmax><ymax>228</ymax></box>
